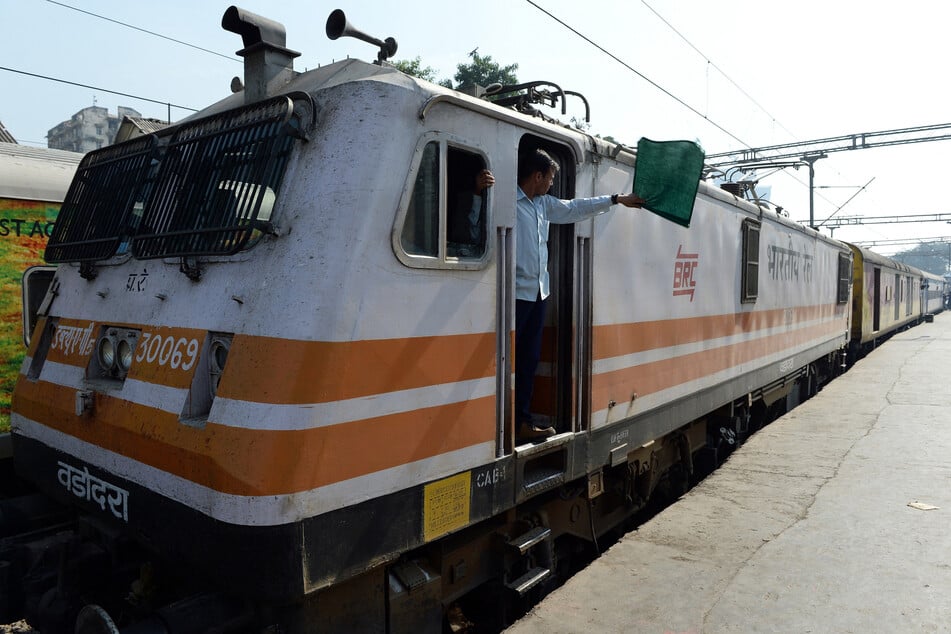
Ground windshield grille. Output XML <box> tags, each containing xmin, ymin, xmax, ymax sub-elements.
<box><xmin>45</xmin><ymin>94</ymin><xmax>308</xmax><ymax>264</ymax></box>
<box><xmin>44</xmin><ymin>136</ymin><xmax>157</xmax><ymax>263</ymax></box>
<box><xmin>131</xmin><ymin>96</ymin><xmax>299</xmax><ymax>259</ymax></box>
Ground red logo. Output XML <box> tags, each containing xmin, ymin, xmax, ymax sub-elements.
<box><xmin>673</xmin><ymin>245</ymin><xmax>699</xmax><ymax>301</ymax></box>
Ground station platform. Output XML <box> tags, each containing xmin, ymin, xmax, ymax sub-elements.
<box><xmin>508</xmin><ymin>312</ymin><xmax>951</xmax><ymax>633</ymax></box>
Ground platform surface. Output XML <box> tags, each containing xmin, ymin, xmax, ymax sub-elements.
<box><xmin>508</xmin><ymin>312</ymin><xmax>951</xmax><ymax>633</ymax></box>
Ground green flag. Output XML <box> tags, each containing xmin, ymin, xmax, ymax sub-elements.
<box><xmin>633</xmin><ymin>138</ymin><xmax>705</xmax><ymax>228</ymax></box>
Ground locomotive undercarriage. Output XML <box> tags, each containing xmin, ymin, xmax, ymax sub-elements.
<box><xmin>0</xmin><ymin>357</ymin><xmax>839</xmax><ymax>633</ymax></box>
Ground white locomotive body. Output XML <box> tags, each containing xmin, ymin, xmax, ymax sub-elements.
<box><xmin>6</xmin><ymin>7</ymin><xmax>856</xmax><ymax>632</ymax></box>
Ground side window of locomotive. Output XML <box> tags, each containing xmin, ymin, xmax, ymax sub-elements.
<box><xmin>740</xmin><ymin>219</ymin><xmax>760</xmax><ymax>303</ymax></box>
<box><xmin>396</xmin><ymin>138</ymin><xmax>489</xmax><ymax>268</ymax></box>
<box><xmin>837</xmin><ymin>252</ymin><xmax>852</xmax><ymax>304</ymax></box>
<box><xmin>401</xmin><ymin>142</ymin><xmax>440</xmax><ymax>257</ymax></box>
<box><xmin>446</xmin><ymin>148</ymin><xmax>488</xmax><ymax>258</ymax></box>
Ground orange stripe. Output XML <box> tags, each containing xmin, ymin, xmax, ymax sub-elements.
<box><xmin>219</xmin><ymin>332</ymin><xmax>497</xmax><ymax>405</ymax></box>
<box><xmin>124</xmin><ymin>327</ymin><xmax>207</xmax><ymax>390</ymax></box>
<box><xmin>45</xmin><ymin>318</ymin><xmax>97</xmax><ymax>368</ymax></box>
<box><xmin>592</xmin><ymin>321</ymin><xmax>843</xmax><ymax>409</ymax></box>
<box><xmin>14</xmin><ymin>379</ymin><xmax>495</xmax><ymax>496</ymax></box>
<box><xmin>592</xmin><ymin>305</ymin><xmax>847</xmax><ymax>361</ymax></box>
<box><xmin>40</xmin><ymin>319</ymin><xmax>204</xmax><ymax>391</ymax></box>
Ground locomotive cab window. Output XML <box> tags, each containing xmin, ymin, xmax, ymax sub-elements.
<box><xmin>396</xmin><ymin>136</ymin><xmax>489</xmax><ymax>269</ymax></box>
<box><xmin>740</xmin><ymin>218</ymin><xmax>760</xmax><ymax>303</ymax></box>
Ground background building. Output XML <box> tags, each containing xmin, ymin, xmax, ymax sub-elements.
<box><xmin>47</xmin><ymin>105</ymin><xmax>142</xmax><ymax>152</ymax></box>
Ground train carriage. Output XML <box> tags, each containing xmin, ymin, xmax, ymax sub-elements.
<box><xmin>921</xmin><ymin>269</ymin><xmax>946</xmax><ymax>316</ymax></box>
<box><xmin>6</xmin><ymin>7</ymin><xmax>856</xmax><ymax>632</ymax></box>
<box><xmin>846</xmin><ymin>242</ymin><xmax>927</xmax><ymax>354</ymax></box>
<box><xmin>0</xmin><ymin>142</ymin><xmax>80</xmax><ymax>430</ymax></box>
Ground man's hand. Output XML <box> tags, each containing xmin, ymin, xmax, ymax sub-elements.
<box><xmin>475</xmin><ymin>169</ymin><xmax>495</xmax><ymax>193</ymax></box>
<box><xmin>617</xmin><ymin>194</ymin><xmax>645</xmax><ymax>208</ymax></box>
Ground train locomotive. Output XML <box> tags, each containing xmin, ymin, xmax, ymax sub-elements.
<box><xmin>1</xmin><ymin>6</ymin><xmax>943</xmax><ymax>633</ymax></box>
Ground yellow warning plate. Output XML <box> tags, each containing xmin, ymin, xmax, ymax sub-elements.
<box><xmin>423</xmin><ymin>471</ymin><xmax>471</xmax><ymax>542</ymax></box>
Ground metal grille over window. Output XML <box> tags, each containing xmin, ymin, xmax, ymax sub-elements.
<box><xmin>132</xmin><ymin>95</ymin><xmax>303</xmax><ymax>259</ymax></box>
<box><xmin>741</xmin><ymin>219</ymin><xmax>760</xmax><ymax>303</ymax></box>
<box><xmin>45</xmin><ymin>135</ymin><xmax>158</xmax><ymax>263</ymax></box>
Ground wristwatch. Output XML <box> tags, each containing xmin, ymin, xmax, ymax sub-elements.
<box><xmin>611</xmin><ymin>193</ymin><xmax>619</xmax><ymax>205</ymax></box>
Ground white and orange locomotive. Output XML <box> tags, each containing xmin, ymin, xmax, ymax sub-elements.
<box><xmin>6</xmin><ymin>6</ymin><xmax>862</xmax><ymax>632</ymax></box>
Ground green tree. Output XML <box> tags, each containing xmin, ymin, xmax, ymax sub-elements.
<box><xmin>392</xmin><ymin>57</ymin><xmax>441</xmax><ymax>83</ymax></box>
<box><xmin>452</xmin><ymin>51</ymin><xmax>518</xmax><ymax>89</ymax></box>
<box><xmin>393</xmin><ymin>51</ymin><xmax>518</xmax><ymax>90</ymax></box>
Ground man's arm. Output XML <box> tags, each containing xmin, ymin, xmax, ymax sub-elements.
<box><xmin>546</xmin><ymin>193</ymin><xmax>645</xmax><ymax>224</ymax></box>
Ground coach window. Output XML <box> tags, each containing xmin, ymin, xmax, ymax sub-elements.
<box><xmin>740</xmin><ymin>218</ymin><xmax>760</xmax><ymax>303</ymax></box>
<box><xmin>837</xmin><ymin>252</ymin><xmax>852</xmax><ymax>304</ymax></box>
<box><xmin>396</xmin><ymin>135</ymin><xmax>490</xmax><ymax>269</ymax></box>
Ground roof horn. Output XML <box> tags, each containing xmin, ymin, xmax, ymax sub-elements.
<box><xmin>325</xmin><ymin>9</ymin><xmax>398</xmax><ymax>63</ymax></box>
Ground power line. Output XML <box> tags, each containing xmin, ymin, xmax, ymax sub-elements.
<box><xmin>0</xmin><ymin>66</ymin><xmax>198</xmax><ymax>113</ymax></box>
<box><xmin>45</xmin><ymin>0</ymin><xmax>240</xmax><ymax>63</ymax></box>
<box><xmin>632</xmin><ymin>2</ymin><xmax>875</xmax><ymax>214</ymax></box>
<box><xmin>817</xmin><ymin>177</ymin><xmax>875</xmax><ymax>227</ymax></box>
<box><xmin>639</xmin><ymin>0</ymin><xmax>798</xmax><ymax>141</ymax></box>
<box><xmin>525</xmin><ymin>0</ymin><xmax>839</xmax><ymax>214</ymax></box>
<box><xmin>522</xmin><ymin>0</ymin><xmax>750</xmax><ymax>148</ymax></box>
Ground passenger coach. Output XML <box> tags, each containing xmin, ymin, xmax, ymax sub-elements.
<box><xmin>0</xmin><ymin>142</ymin><xmax>80</xmax><ymax>430</ymax></box>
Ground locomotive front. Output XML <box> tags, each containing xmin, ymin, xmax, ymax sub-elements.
<box><xmin>4</xmin><ymin>7</ymin><xmax>419</xmax><ymax>631</ymax></box>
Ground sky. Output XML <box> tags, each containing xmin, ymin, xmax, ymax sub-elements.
<box><xmin>3</xmin><ymin>0</ymin><xmax>951</xmax><ymax>259</ymax></box>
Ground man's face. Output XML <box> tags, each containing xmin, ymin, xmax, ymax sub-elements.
<box><xmin>532</xmin><ymin>168</ymin><xmax>555</xmax><ymax>196</ymax></box>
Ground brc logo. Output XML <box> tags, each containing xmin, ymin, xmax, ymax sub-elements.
<box><xmin>672</xmin><ymin>245</ymin><xmax>699</xmax><ymax>301</ymax></box>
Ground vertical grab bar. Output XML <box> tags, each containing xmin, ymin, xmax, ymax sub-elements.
<box><xmin>496</xmin><ymin>226</ymin><xmax>514</xmax><ymax>456</ymax></box>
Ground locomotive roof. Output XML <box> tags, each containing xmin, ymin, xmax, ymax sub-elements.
<box><xmin>177</xmin><ymin>58</ymin><xmax>419</xmax><ymax>127</ymax></box>
<box><xmin>174</xmin><ymin>57</ymin><xmax>601</xmax><ymax>166</ymax></box>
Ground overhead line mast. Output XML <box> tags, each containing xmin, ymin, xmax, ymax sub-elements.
<box><xmin>824</xmin><ymin>213</ymin><xmax>951</xmax><ymax>228</ymax></box>
<box><xmin>706</xmin><ymin>122</ymin><xmax>951</xmax><ymax>230</ymax></box>
<box><xmin>706</xmin><ymin>122</ymin><xmax>951</xmax><ymax>165</ymax></box>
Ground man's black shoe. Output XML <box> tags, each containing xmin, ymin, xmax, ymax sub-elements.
<box><xmin>517</xmin><ymin>422</ymin><xmax>556</xmax><ymax>444</ymax></box>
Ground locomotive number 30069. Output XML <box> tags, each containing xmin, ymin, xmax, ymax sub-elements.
<box><xmin>135</xmin><ymin>333</ymin><xmax>200</xmax><ymax>371</ymax></box>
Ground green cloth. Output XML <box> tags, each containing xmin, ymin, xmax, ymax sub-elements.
<box><xmin>633</xmin><ymin>138</ymin><xmax>704</xmax><ymax>228</ymax></box>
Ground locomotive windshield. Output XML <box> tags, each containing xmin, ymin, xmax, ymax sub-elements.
<box><xmin>45</xmin><ymin>93</ymin><xmax>311</xmax><ymax>264</ymax></box>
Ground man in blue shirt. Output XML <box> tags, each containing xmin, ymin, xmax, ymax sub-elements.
<box><xmin>508</xmin><ymin>148</ymin><xmax>644</xmax><ymax>442</ymax></box>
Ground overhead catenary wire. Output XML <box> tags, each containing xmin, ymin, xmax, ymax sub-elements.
<box><xmin>45</xmin><ymin>0</ymin><xmax>240</xmax><ymax>63</ymax></box>
<box><xmin>520</xmin><ymin>2</ymin><xmax>845</xmax><ymax>218</ymax></box>
<box><xmin>639</xmin><ymin>0</ymin><xmax>798</xmax><ymax>142</ymax></box>
<box><xmin>8</xmin><ymin>1</ymin><xmax>234</xmax><ymax>129</ymax></box>
<box><xmin>627</xmin><ymin>2</ymin><xmax>873</xmax><ymax>218</ymax></box>
<box><xmin>816</xmin><ymin>177</ymin><xmax>875</xmax><ymax>227</ymax></box>
<box><xmin>522</xmin><ymin>0</ymin><xmax>751</xmax><ymax>149</ymax></box>
<box><xmin>0</xmin><ymin>66</ymin><xmax>198</xmax><ymax>113</ymax></box>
